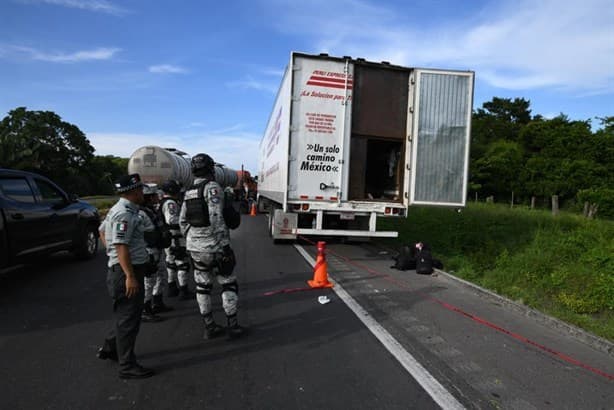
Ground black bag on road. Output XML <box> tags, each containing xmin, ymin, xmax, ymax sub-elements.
<box><xmin>391</xmin><ymin>245</ymin><xmax>416</xmax><ymax>271</ymax></box>
<box><xmin>415</xmin><ymin>243</ymin><xmax>434</xmax><ymax>275</ymax></box>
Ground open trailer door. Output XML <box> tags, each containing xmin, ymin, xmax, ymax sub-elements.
<box><xmin>409</xmin><ymin>69</ymin><xmax>474</xmax><ymax>207</ymax></box>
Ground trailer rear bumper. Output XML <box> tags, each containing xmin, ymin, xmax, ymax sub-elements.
<box><xmin>295</xmin><ymin>228</ymin><xmax>398</xmax><ymax>238</ymax></box>
<box><xmin>270</xmin><ymin>209</ymin><xmax>398</xmax><ymax>240</ymax></box>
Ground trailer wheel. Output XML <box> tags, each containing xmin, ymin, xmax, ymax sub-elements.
<box><xmin>269</xmin><ymin>208</ymin><xmax>282</xmax><ymax>242</ymax></box>
<box><xmin>268</xmin><ymin>212</ymin><xmax>275</xmax><ymax>237</ymax></box>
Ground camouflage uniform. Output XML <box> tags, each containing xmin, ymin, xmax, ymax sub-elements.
<box><xmin>160</xmin><ymin>196</ymin><xmax>191</xmax><ymax>298</ymax></box>
<box><xmin>179</xmin><ymin>177</ymin><xmax>242</xmax><ymax>339</ymax></box>
<box><xmin>140</xmin><ymin>205</ymin><xmax>167</xmax><ymax>320</ymax></box>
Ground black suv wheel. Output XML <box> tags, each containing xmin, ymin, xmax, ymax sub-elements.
<box><xmin>74</xmin><ymin>224</ymin><xmax>99</xmax><ymax>260</ymax></box>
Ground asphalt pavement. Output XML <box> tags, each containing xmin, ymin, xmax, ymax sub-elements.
<box><xmin>0</xmin><ymin>214</ymin><xmax>612</xmax><ymax>410</ymax></box>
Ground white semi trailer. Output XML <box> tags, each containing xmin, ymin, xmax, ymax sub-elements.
<box><xmin>258</xmin><ymin>52</ymin><xmax>474</xmax><ymax>240</ymax></box>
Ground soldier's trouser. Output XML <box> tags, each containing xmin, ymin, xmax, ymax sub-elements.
<box><xmin>190</xmin><ymin>251</ymin><xmax>238</xmax><ymax>317</ymax></box>
<box><xmin>144</xmin><ymin>257</ymin><xmax>166</xmax><ymax>301</ymax></box>
<box><xmin>102</xmin><ymin>264</ymin><xmax>145</xmax><ymax>371</ymax></box>
<box><xmin>165</xmin><ymin>247</ymin><xmax>189</xmax><ymax>287</ymax></box>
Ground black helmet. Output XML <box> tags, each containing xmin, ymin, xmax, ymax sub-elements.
<box><xmin>161</xmin><ymin>179</ymin><xmax>181</xmax><ymax>195</ymax></box>
<box><xmin>191</xmin><ymin>153</ymin><xmax>215</xmax><ymax>177</ymax></box>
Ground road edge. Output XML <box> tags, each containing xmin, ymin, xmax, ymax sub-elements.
<box><xmin>295</xmin><ymin>244</ymin><xmax>467</xmax><ymax>410</ymax></box>
<box><xmin>434</xmin><ymin>268</ymin><xmax>614</xmax><ymax>357</ymax></box>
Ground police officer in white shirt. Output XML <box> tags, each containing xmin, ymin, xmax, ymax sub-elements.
<box><xmin>97</xmin><ymin>174</ymin><xmax>154</xmax><ymax>379</ymax></box>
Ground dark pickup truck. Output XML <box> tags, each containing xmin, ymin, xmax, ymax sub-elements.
<box><xmin>0</xmin><ymin>168</ymin><xmax>100</xmax><ymax>269</ymax></box>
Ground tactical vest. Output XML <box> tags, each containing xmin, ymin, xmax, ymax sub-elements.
<box><xmin>185</xmin><ymin>180</ymin><xmax>211</xmax><ymax>227</ymax></box>
<box><xmin>141</xmin><ymin>206</ymin><xmax>163</xmax><ymax>248</ymax></box>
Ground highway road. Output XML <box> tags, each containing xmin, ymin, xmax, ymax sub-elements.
<box><xmin>1</xmin><ymin>214</ymin><xmax>612</xmax><ymax>409</ymax></box>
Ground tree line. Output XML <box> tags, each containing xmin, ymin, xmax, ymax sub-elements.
<box><xmin>470</xmin><ymin>98</ymin><xmax>613</xmax><ymax>218</ymax></box>
<box><xmin>0</xmin><ymin>107</ymin><xmax>127</xmax><ymax>196</ymax></box>
<box><xmin>1</xmin><ymin>103</ymin><xmax>612</xmax><ymax>217</ymax></box>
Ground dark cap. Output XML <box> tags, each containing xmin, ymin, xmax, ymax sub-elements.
<box><xmin>115</xmin><ymin>173</ymin><xmax>144</xmax><ymax>193</ymax></box>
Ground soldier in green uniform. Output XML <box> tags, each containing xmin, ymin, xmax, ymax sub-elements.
<box><xmin>97</xmin><ymin>174</ymin><xmax>155</xmax><ymax>379</ymax></box>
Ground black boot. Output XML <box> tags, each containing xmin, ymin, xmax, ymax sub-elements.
<box><xmin>152</xmin><ymin>294</ymin><xmax>173</xmax><ymax>313</ymax></box>
<box><xmin>179</xmin><ymin>285</ymin><xmax>194</xmax><ymax>300</ymax></box>
<box><xmin>202</xmin><ymin>313</ymin><xmax>224</xmax><ymax>340</ymax></box>
<box><xmin>167</xmin><ymin>281</ymin><xmax>179</xmax><ymax>297</ymax></box>
<box><xmin>226</xmin><ymin>314</ymin><xmax>246</xmax><ymax>340</ymax></box>
<box><xmin>97</xmin><ymin>347</ymin><xmax>118</xmax><ymax>361</ymax></box>
<box><xmin>141</xmin><ymin>302</ymin><xmax>163</xmax><ymax>322</ymax></box>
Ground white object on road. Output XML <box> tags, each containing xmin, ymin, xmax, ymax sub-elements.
<box><xmin>318</xmin><ymin>296</ymin><xmax>330</xmax><ymax>305</ymax></box>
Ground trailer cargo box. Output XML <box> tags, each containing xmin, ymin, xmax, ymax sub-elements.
<box><xmin>258</xmin><ymin>52</ymin><xmax>474</xmax><ymax>240</ymax></box>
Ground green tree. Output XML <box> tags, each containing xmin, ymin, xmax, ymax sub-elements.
<box><xmin>471</xmin><ymin>97</ymin><xmax>532</xmax><ymax>161</ymax></box>
<box><xmin>472</xmin><ymin>140</ymin><xmax>524</xmax><ymax>199</ymax></box>
<box><xmin>591</xmin><ymin>116</ymin><xmax>614</xmax><ymax>187</ymax></box>
<box><xmin>520</xmin><ymin>115</ymin><xmax>593</xmax><ymax>159</ymax></box>
<box><xmin>87</xmin><ymin>155</ymin><xmax>129</xmax><ymax>194</ymax></box>
<box><xmin>470</xmin><ymin>97</ymin><xmax>533</xmax><ymax>201</ymax></box>
<box><xmin>519</xmin><ymin>115</ymin><xmax>604</xmax><ymax>205</ymax></box>
<box><xmin>481</xmin><ymin>97</ymin><xmax>532</xmax><ymax>124</ymax></box>
<box><xmin>0</xmin><ymin>107</ymin><xmax>94</xmax><ymax>193</ymax></box>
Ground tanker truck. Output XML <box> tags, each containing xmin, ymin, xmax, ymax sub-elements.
<box><xmin>258</xmin><ymin>52</ymin><xmax>474</xmax><ymax>240</ymax></box>
<box><xmin>127</xmin><ymin>146</ymin><xmax>239</xmax><ymax>189</ymax></box>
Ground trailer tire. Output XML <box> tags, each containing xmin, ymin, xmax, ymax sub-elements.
<box><xmin>269</xmin><ymin>208</ymin><xmax>284</xmax><ymax>243</ymax></box>
<box><xmin>268</xmin><ymin>213</ymin><xmax>273</xmax><ymax>238</ymax></box>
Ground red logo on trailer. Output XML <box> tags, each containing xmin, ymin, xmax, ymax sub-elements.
<box><xmin>306</xmin><ymin>71</ymin><xmax>353</xmax><ymax>90</ymax></box>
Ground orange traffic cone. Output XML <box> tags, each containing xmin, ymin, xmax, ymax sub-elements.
<box><xmin>308</xmin><ymin>241</ymin><xmax>334</xmax><ymax>288</ymax></box>
<box><xmin>250</xmin><ymin>202</ymin><xmax>257</xmax><ymax>216</ymax></box>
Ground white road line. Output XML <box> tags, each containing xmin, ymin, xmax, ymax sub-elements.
<box><xmin>294</xmin><ymin>244</ymin><xmax>465</xmax><ymax>410</ymax></box>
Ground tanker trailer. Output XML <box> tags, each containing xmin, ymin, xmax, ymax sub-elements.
<box><xmin>128</xmin><ymin>145</ymin><xmax>239</xmax><ymax>189</ymax></box>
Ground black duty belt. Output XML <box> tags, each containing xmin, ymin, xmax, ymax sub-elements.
<box><xmin>110</xmin><ymin>263</ymin><xmax>147</xmax><ymax>272</ymax></box>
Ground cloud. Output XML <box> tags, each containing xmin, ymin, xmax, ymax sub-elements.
<box><xmin>226</xmin><ymin>75</ymin><xmax>278</xmax><ymax>94</ymax></box>
<box><xmin>269</xmin><ymin>0</ymin><xmax>614</xmax><ymax>94</ymax></box>
<box><xmin>88</xmin><ymin>129</ymin><xmax>261</xmax><ymax>173</ymax></box>
<box><xmin>260</xmin><ymin>68</ymin><xmax>285</xmax><ymax>77</ymax></box>
<box><xmin>18</xmin><ymin>0</ymin><xmax>128</xmax><ymax>15</ymax></box>
<box><xmin>148</xmin><ymin>64</ymin><xmax>188</xmax><ymax>74</ymax></box>
<box><xmin>2</xmin><ymin>45</ymin><xmax>120</xmax><ymax>62</ymax></box>
<box><xmin>183</xmin><ymin>122</ymin><xmax>206</xmax><ymax>129</ymax></box>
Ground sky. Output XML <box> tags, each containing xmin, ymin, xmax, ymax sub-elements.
<box><xmin>1</xmin><ymin>0</ymin><xmax>613</xmax><ymax>174</ymax></box>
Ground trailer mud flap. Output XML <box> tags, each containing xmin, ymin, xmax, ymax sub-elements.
<box><xmin>272</xmin><ymin>210</ymin><xmax>297</xmax><ymax>240</ymax></box>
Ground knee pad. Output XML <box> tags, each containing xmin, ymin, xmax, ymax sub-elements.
<box><xmin>166</xmin><ymin>262</ymin><xmax>178</xmax><ymax>271</ymax></box>
<box><xmin>191</xmin><ymin>258</ymin><xmax>213</xmax><ymax>272</ymax></box>
<box><xmin>196</xmin><ymin>283</ymin><xmax>213</xmax><ymax>295</ymax></box>
<box><xmin>221</xmin><ymin>281</ymin><xmax>239</xmax><ymax>294</ymax></box>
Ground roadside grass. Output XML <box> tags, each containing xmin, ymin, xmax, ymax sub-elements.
<box><xmin>81</xmin><ymin>195</ymin><xmax>117</xmax><ymax>217</ymax></box>
<box><xmin>378</xmin><ymin>203</ymin><xmax>614</xmax><ymax>341</ymax></box>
